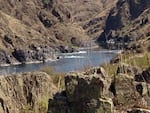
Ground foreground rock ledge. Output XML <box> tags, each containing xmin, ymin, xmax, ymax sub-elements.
<box><xmin>48</xmin><ymin>67</ymin><xmax>113</xmax><ymax>113</ymax></box>
<box><xmin>0</xmin><ymin>72</ymin><xmax>57</xmax><ymax>113</ymax></box>
<box><xmin>48</xmin><ymin>67</ymin><xmax>150</xmax><ymax>113</ymax></box>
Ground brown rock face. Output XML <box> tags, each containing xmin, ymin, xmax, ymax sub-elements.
<box><xmin>98</xmin><ymin>0</ymin><xmax>150</xmax><ymax>49</ymax></box>
<box><xmin>48</xmin><ymin>67</ymin><xmax>113</xmax><ymax>113</ymax></box>
<box><xmin>0</xmin><ymin>67</ymin><xmax>150</xmax><ymax>113</ymax></box>
<box><xmin>46</xmin><ymin>66</ymin><xmax>150</xmax><ymax>113</ymax></box>
<box><xmin>0</xmin><ymin>72</ymin><xmax>57</xmax><ymax>113</ymax></box>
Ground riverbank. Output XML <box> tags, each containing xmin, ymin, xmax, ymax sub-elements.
<box><xmin>0</xmin><ymin>57</ymin><xmax>57</xmax><ymax>67</ymax></box>
<box><xmin>0</xmin><ymin>49</ymin><xmax>119</xmax><ymax>75</ymax></box>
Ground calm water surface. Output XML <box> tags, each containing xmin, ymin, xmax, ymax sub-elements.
<box><xmin>0</xmin><ymin>50</ymin><xmax>119</xmax><ymax>74</ymax></box>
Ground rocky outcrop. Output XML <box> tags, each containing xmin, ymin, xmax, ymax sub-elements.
<box><xmin>112</xmin><ymin>68</ymin><xmax>150</xmax><ymax>112</ymax></box>
<box><xmin>0</xmin><ymin>66</ymin><xmax>150</xmax><ymax>113</ymax></box>
<box><xmin>12</xmin><ymin>49</ymin><xmax>26</xmax><ymax>63</ymax></box>
<box><xmin>47</xmin><ymin>67</ymin><xmax>113</xmax><ymax>113</ymax></box>
<box><xmin>47</xmin><ymin>66</ymin><xmax>150</xmax><ymax>113</ymax></box>
<box><xmin>0</xmin><ymin>72</ymin><xmax>57</xmax><ymax>113</ymax></box>
<box><xmin>98</xmin><ymin>0</ymin><xmax>150</xmax><ymax>49</ymax></box>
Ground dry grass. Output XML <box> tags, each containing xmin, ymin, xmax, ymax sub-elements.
<box><xmin>40</xmin><ymin>66</ymin><xmax>65</xmax><ymax>90</ymax></box>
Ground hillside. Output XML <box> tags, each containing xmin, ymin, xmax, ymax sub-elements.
<box><xmin>0</xmin><ymin>0</ymin><xmax>149</xmax><ymax>65</ymax></box>
<box><xmin>0</xmin><ymin>0</ymin><xmax>150</xmax><ymax>113</ymax></box>
<box><xmin>0</xmin><ymin>0</ymin><xmax>118</xmax><ymax>65</ymax></box>
<box><xmin>98</xmin><ymin>0</ymin><xmax>150</xmax><ymax>49</ymax></box>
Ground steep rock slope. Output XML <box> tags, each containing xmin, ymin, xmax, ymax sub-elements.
<box><xmin>98</xmin><ymin>0</ymin><xmax>150</xmax><ymax>49</ymax></box>
<box><xmin>0</xmin><ymin>72</ymin><xmax>57</xmax><ymax>113</ymax></box>
<box><xmin>48</xmin><ymin>67</ymin><xmax>150</xmax><ymax>113</ymax></box>
<box><xmin>59</xmin><ymin>0</ymin><xmax>118</xmax><ymax>39</ymax></box>
<box><xmin>0</xmin><ymin>0</ymin><xmax>117</xmax><ymax>65</ymax></box>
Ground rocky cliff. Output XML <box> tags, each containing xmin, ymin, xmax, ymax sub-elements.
<box><xmin>98</xmin><ymin>0</ymin><xmax>150</xmax><ymax>49</ymax></box>
<box><xmin>0</xmin><ymin>72</ymin><xmax>57</xmax><ymax>113</ymax></box>
<box><xmin>0</xmin><ymin>67</ymin><xmax>150</xmax><ymax>113</ymax></box>
<box><xmin>47</xmin><ymin>67</ymin><xmax>150</xmax><ymax>113</ymax></box>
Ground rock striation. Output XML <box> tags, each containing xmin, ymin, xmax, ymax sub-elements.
<box><xmin>0</xmin><ymin>72</ymin><xmax>57</xmax><ymax>113</ymax></box>
<box><xmin>0</xmin><ymin>66</ymin><xmax>149</xmax><ymax>113</ymax></box>
<box><xmin>48</xmin><ymin>67</ymin><xmax>113</xmax><ymax>113</ymax></box>
<box><xmin>47</xmin><ymin>67</ymin><xmax>150</xmax><ymax>113</ymax></box>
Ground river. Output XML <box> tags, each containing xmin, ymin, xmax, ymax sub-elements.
<box><xmin>0</xmin><ymin>50</ymin><xmax>119</xmax><ymax>75</ymax></box>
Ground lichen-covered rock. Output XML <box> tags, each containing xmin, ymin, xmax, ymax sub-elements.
<box><xmin>112</xmin><ymin>75</ymin><xmax>140</xmax><ymax>108</ymax></box>
<box><xmin>110</xmin><ymin>68</ymin><xmax>150</xmax><ymax>111</ymax></box>
<box><xmin>65</xmin><ymin>73</ymin><xmax>104</xmax><ymax>102</ymax></box>
<box><xmin>48</xmin><ymin>69</ymin><xmax>113</xmax><ymax>113</ymax></box>
<box><xmin>0</xmin><ymin>72</ymin><xmax>57</xmax><ymax>113</ymax></box>
<box><xmin>96</xmin><ymin>98</ymin><xmax>113</xmax><ymax>113</ymax></box>
<box><xmin>134</xmin><ymin>68</ymin><xmax>150</xmax><ymax>107</ymax></box>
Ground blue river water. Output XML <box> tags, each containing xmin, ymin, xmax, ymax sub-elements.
<box><xmin>0</xmin><ymin>50</ymin><xmax>119</xmax><ymax>74</ymax></box>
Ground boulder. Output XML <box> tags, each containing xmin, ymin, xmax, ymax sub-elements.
<box><xmin>48</xmin><ymin>71</ymin><xmax>113</xmax><ymax>113</ymax></box>
<box><xmin>65</xmin><ymin>73</ymin><xmax>104</xmax><ymax>102</ymax></box>
<box><xmin>110</xmin><ymin>74</ymin><xmax>140</xmax><ymax>109</ymax></box>
<box><xmin>96</xmin><ymin>98</ymin><xmax>113</xmax><ymax>113</ymax></box>
<box><xmin>12</xmin><ymin>49</ymin><xmax>26</xmax><ymax>63</ymax></box>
